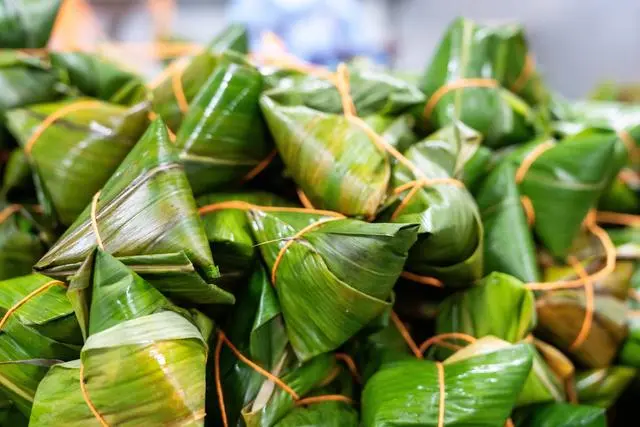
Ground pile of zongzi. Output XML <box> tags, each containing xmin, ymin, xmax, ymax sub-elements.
<box><xmin>1</xmin><ymin>4</ymin><xmax>640</xmax><ymax>426</ymax></box>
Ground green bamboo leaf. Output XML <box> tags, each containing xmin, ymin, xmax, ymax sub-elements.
<box><xmin>535</xmin><ymin>273</ymin><xmax>628</xmax><ymax>368</ymax></box>
<box><xmin>369</xmin><ymin>114</ymin><xmax>418</xmax><ymax>152</ymax></box>
<box><xmin>552</xmin><ymin>100</ymin><xmax>639</xmax><ymax>174</ymax></box>
<box><xmin>175</xmin><ymin>62</ymin><xmax>271</xmax><ymax>194</ymax></box>
<box><xmin>67</xmin><ymin>249</ymin><xmax>189</xmax><ymax>340</ymax></box>
<box><xmin>576</xmin><ymin>366</ymin><xmax>636</xmax><ymax>408</ymax></box>
<box><xmin>620</xmin><ymin>261</ymin><xmax>640</xmax><ymax>366</ymax></box>
<box><xmin>608</xmin><ymin>228</ymin><xmax>640</xmax><ymax>260</ymax></box>
<box><xmin>598</xmin><ymin>176</ymin><xmax>640</xmax><ymax>213</ymax></box>
<box><xmin>405</xmin><ymin>122</ymin><xmax>491</xmax><ymax>190</ymax></box>
<box><xmin>265</xmin><ymin>66</ymin><xmax>425</xmax><ymax>117</ymax></box>
<box><xmin>0</xmin><ymin>0</ymin><xmax>61</xmax><ymax>48</ymax></box>
<box><xmin>0</xmin><ymin>344</ymin><xmax>58</xmax><ymax>418</ymax></box>
<box><xmin>33</xmin><ymin>119</ymin><xmax>233</xmax><ymax>304</ymax></box>
<box><xmin>273</xmin><ymin>369</ymin><xmax>357</xmax><ymax>427</ymax></box>
<box><xmin>241</xmin><ymin>353</ymin><xmax>336</xmax><ymax>427</ymax></box>
<box><xmin>152</xmin><ymin>47</ymin><xmax>247</xmax><ymax>132</ymax></box>
<box><xmin>553</xmin><ymin>99</ymin><xmax>640</xmax><ymax>132</ymax></box>
<box><xmin>435</xmin><ymin>274</ymin><xmax>572</xmax><ymax>406</ymax></box>
<box><xmin>513</xmin><ymin>403</ymin><xmax>606</xmax><ymax>427</ymax></box>
<box><xmin>463</xmin><ymin>144</ymin><xmax>493</xmax><ymax>194</ymax></box>
<box><xmin>250</xmin><ymin>210</ymin><xmax>418</xmax><ymax>360</ymax></box>
<box><xmin>420</xmin><ymin>17</ymin><xmax>537</xmax><ymax>147</ymax></box>
<box><xmin>0</xmin><ymin>274</ymin><xmax>81</xmax><ymax>356</ymax></box>
<box><xmin>409</xmin><ymin>123</ymin><xmax>485</xmax><ymax>179</ymax></box>
<box><xmin>436</xmin><ymin>272</ymin><xmax>536</xmax><ymax>345</ymax></box>
<box><xmin>508</xmin><ymin>135</ymin><xmax>618</xmax><ymax>258</ymax></box>
<box><xmin>477</xmin><ymin>161</ymin><xmax>539</xmax><ymax>282</ymax></box>
<box><xmin>0</xmin><ymin>52</ymin><xmax>60</xmax><ymax>113</ymax></box>
<box><xmin>351</xmin><ymin>314</ymin><xmax>415</xmax><ymax>384</ymax></box>
<box><xmin>362</xmin><ymin>339</ymin><xmax>534</xmax><ymax>427</ymax></box>
<box><xmin>0</xmin><ymin>394</ymin><xmax>28</xmax><ymax>426</ymax></box>
<box><xmin>0</xmin><ymin>149</ymin><xmax>34</xmax><ymax>202</ymax></box>
<box><xmin>274</xmin><ymin>400</ymin><xmax>358</xmax><ymax>427</ymax></box>
<box><xmin>260</xmin><ymin>94</ymin><xmax>390</xmax><ymax>218</ymax></box>
<box><xmin>29</xmin><ymin>311</ymin><xmax>207</xmax><ymax>426</ymax></box>
<box><xmin>386</xmin><ymin>125</ymin><xmax>484</xmax><ymax>285</ymax></box>
<box><xmin>49</xmin><ymin>52</ymin><xmax>148</xmax><ymax>105</ymax></box>
<box><xmin>0</xmin><ymin>205</ymin><xmax>43</xmax><ymax>280</ymax></box>
<box><xmin>0</xmin><ymin>273</ymin><xmax>82</xmax><ymax>417</ymax></box>
<box><xmin>520</xmin><ymin>340</ymin><xmax>575</xmax><ymax>406</ymax></box>
<box><xmin>553</xmin><ymin>103</ymin><xmax>640</xmax><ymax>215</ymax></box>
<box><xmin>210</xmin><ymin>266</ymin><xmax>287</xmax><ymax>427</ymax></box>
<box><xmin>7</xmin><ymin>98</ymin><xmax>150</xmax><ymax>225</ymax></box>
<box><xmin>197</xmin><ymin>192</ymin><xmax>291</xmax><ymax>283</ymax></box>
<box><xmin>208</xmin><ymin>23</ymin><xmax>249</xmax><ymax>54</ymax></box>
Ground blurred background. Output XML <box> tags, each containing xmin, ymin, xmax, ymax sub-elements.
<box><xmin>83</xmin><ymin>0</ymin><xmax>640</xmax><ymax>98</ymax></box>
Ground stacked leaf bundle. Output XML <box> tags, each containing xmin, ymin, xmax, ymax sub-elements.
<box><xmin>0</xmin><ymin>4</ymin><xmax>639</xmax><ymax>426</ymax></box>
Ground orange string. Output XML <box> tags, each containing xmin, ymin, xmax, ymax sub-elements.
<box><xmin>335</xmin><ymin>353</ymin><xmax>362</xmax><ymax>384</ymax></box>
<box><xmin>24</xmin><ymin>100</ymin><xmax>104</xmax><ymax>155</ymax></box>
<box><xmin>214</xmin><ymin>330</ymin><xmax>354</xmax><ymax>427</ymax></box>
<box><xmin>341</xmin><ymin>96</ymin><xmax>425</xmax><ymax>179</ymax></box>
<box><xmin>390</xmin><ymin>184</ymin><xmax>422</xmax><ymax>221</ymax></box>
<box><xmin>345</xmin><ymin>115</ymin><xmax>392</xmax><ymax>156</ymax></box>
<box><xmin>423</xmin><ymin>78</ymin><xmax>499</xmax><ymax>120</ymax></box>
<box><xmin>514</xmin><ymin>140</ymin><xmax>555</xmax><ymax>184</ymax></box>
<box><xmin>295</xmin><ymin>395</ymin><xmax>355</xmax><ymax>406</ymax></box>
<box><xmin>271</xmin><ymin>217</ymin><xmax>343</xmax><ymax>284</ymax></box>
<box><xmin>511</xmin><ymin>54</ymin><xmax>535</xmax><ymax>94</ymax></box>
<box><xmin>390</xmin><ymin>311</ymin><xmax>422</xmax><ymax>358</ymax></box>
<box><xmin>296</xmin><ymin>188</ymin><xmax>316</xmax><ymax>210</ymax></box>
<box><xmin>400</xmin><ymin>271</ymin><xmax>444</xmax><ymax>288</ymax></box>
<box><xmin>418</xmin><ymin>333</ymin><xmax>477</xmax><ymax>355</ymax></box>
<box><xmin>436</xmin><ymin>362</ymin><xmax>445</xmax><ymax>427</ymax></box>
<box><xmin>147</xmin><ymin>56</ymin><xmax>189</xmax><ymax>89</ymax></box>
<box><xmin>393</xmin><ymin>179</ymin><xmax>465</xmax><ymax>194</ymax></box>
<box><xmin>567</xmin><ymin>256</ymin><xmax>595</xmax><ymax>350</ymax></box>
<box><xmin>317</xmin><ymin>365</ymin><xmax>341</xmax><ymax>388</ymax></box>
<box><xmin>0</xmin><ymin>280</ymin><xmax>66</xmax><ymax>330</ymax></box>
<box><xmin>147</xmin><ymin>111</ymin><xmax>176</xmax><ymax>142</ymax></box>
<box><xmin>525</xmin><ymin>210</ymin><xmax>616</xmax><ymax>290</ymax></box>
<box><xmin>171</xmin><ymin>65</ymin><xmax>189</xmax><ymax>114</ymax></box>
<box><xmin>335</xmin><ymin>64</ymin><xmax>357</xmax><ymax>117</ymax></box>
<box><xmin>434</xmin><ymin>341</ymin><xmax>463</xmax><ymax>352</ymax></box>
<box><xmin>391</xmin><ymin>178</ymin><xmax>465</xmax><ymax>221</ymax></box>
<box><xmin>0</xmin><ymin>204</ymin><xmax>22</xmax><ymax>225</ymax></box>
<box><xmin>213</xmin><ymin>333</ymin><xmax>228</xmax><ymax>427</ymax></box>
<box><xmin>90</xmin><ymin>191</ymin><xmax>105</xmax><ymax>251</ymax></box>
<box><xmin>240</xmin><ymin>149</ymin><xmax>278</xmax><ymax>183</ymax></box>
<box><xmin>197</xmin><ymin>200</ymin><xmax>344</xmax><ymax>218</ymax></box>
<box><xmin>79</xmin><ymin>362</ymin><xmax>110</xmax><ymax>427</ymax></box>
<box><xmin>618</xmin><ymin>168</ymin><xmax>639</xmax><ymax>186</ymax></box>
<box><xmin>520</xmin><ymin>195</ymin><xmax>535</xmax><ymax>227</ymax></box>
<box><xmin>217</xmin><ymin>331</ymin><xmax>299</xmax><ymax>399</ymax></box>
<box><xmin>566</xmin><ymin>376</ymin><xmax>579</xmax><ymax>404</ymax></box>
<box><xmin>596</xmin><ymin>211</ymin><xmax>640</xmax><ymax>226</ymax></box>
<box><xmin>251</xmin><ymin>51</ymin><xmax>335</xmax><ymax>82</ymax></box>
<box><xmin>617</xmin><ymin>130</ymin><xmax>640</xmax><ymax>164</ymax></box>
<box><xmin>265</xmin><ymin>55</ymin><xmax>424</xmax><ymax>180</ymax></box>
<box><xmin>258</xmin><ymin>49</ymin><xmax>428</xmax><ymax>182</ymax></box>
